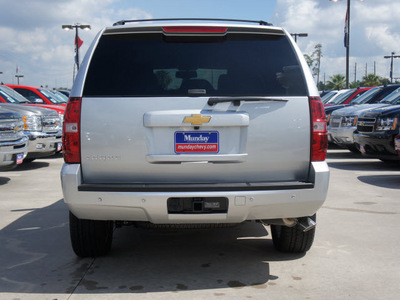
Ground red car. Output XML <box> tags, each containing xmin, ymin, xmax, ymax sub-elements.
<box><xmin>324</xmin><ymin>87</ymin><xmax>372</xmax><ymax>107</ymax></box>
<box><xmin>0</xmin><ymin>85</ymin><xmax>65</xmax><ymax>117</ymax></box>
<box><xmin>324</xmin><ymin>87</ymin><xmax>373</xmax><ymax>107</ymax></box>
<box><xmin>5</xmin><ymin>84</ymin><xmax>67</xmax><ymax>106</ymax></box>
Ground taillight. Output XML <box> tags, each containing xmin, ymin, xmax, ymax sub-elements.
<box><xmin>162</xmin><ymin>26</ymin><xmax>228</xmax><ymax>34</ymax></box>
<box><xmin>62</xmin><ymin>97</ymin><xmax>81</xmax><ymax>163</ymax></box>
<box><xmin>309</xmin><ymin>96</ymin><xmax>328</xmax><ymax>161</ymax></box>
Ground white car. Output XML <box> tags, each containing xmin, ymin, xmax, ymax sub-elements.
<box><xmin>61</xmin><ymin>18</ymin><xmax>330</xmax><ymax>257</ymax></box>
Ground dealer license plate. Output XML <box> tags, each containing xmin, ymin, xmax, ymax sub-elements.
<box><xmin>16</xmin><ymin>153</ymin><xmax>24</xmax><ymax>164</ymax></box>
<box><xmin>175</xmin><ymin>131</ymin><xmax>219</xmax><ymax>153</ymax></box>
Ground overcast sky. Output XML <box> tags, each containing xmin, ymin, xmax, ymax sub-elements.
<box><xmin>0</xmin><ymin>0</ymin><xmax>399</xmax><ymax>89</ymax></box>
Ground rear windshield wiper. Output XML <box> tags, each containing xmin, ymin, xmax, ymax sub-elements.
<box><xmin>207</xmin><ymin>96</ymin><xmax>288</xmax><ymax>106</ymax></box>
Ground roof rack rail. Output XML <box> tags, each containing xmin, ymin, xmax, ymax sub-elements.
<box><xmin>113</xmin><ymin>18</ymin><xmax>272</xmax><ymax>27</ymax></box>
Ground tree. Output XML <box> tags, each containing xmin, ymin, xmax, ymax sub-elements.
<box><xmin>379</xmin><ymin>77</ymin><xmax>391</xmax><ymax>86</ymax></box>
<box><xmin>326</xmin><ymin>74</ymin><xmax>346</xmax><ymax>90</ymax></box>
<box><xmin>304</xmin><ymin>44</ymin><xmax>323</xmax><ymax>84</ymax></box>
<box><xmin>304</xmin><ymin>54</ymin><xmax>313</xmax><ymax>68</ymax></box>
<box><xmin>317</xmin><ymin>81</ymin><xmax>326</xmax><ymax>91</ymax></box>
<box><xmin>349</xmin><ymin>81</ymin><xmax>361</xmax><ymax>89</ymax></box>
<box><xmin>361</xmin><ymin>74</ymin><xmax>381</xmax><ymax>87</ymax></box>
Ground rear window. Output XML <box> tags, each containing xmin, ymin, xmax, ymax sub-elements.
<box><xmin>83</xmin><ymin>31</ymin><xmax>307</xmax><ymax>97</ymax></box>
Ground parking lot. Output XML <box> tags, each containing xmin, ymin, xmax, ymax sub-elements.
<box><xmin>0</xmin><ymin>148</ymin><xmax>399</xmax><ymax>300</ymax></box>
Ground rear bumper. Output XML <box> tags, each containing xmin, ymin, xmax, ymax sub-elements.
<box><xmin>61</xmin><ymin>162</ymin><xmax>330</xmax><ymax>223</ymax></box>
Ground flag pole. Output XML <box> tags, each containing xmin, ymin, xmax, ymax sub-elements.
<box><xmin>75</xmin><ymin>26</ymin><xmax>80</xmax><ymax>71</ymax></box>
<box><xmin>345</xmin><ymin>0</ymin><xmax>350</xmax><ymax>88</ymax></box>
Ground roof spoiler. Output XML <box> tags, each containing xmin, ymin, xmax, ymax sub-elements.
<box><xmin>113</xmin><ymin>18</ymin><xmax>272</xmax><ymax>27</ymax></box>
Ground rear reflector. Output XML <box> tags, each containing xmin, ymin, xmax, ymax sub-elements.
<box><xmin>162</xmin><ymin>26</ymin><xmax>228</xmax><ymax>33</ymax></box>
<box><xmin>63</xmin><ymin>97</ymin><xmax>81</xmax><ymax>163</ymax></box>
<box><xmin>309</xmin><ymin>96</ymin><xmax>328</xmax><ymax>161</ymax></box>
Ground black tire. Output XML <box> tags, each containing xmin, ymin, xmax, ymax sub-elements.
<box><xmin>271</xmin><ymin>214</ymin><xmax>316</xmax><ymax>253</ymax></box>
<box><xmin>69</xmin><ymin>211</ymin><xmax>114</xmax><ymax>258</ymax></box>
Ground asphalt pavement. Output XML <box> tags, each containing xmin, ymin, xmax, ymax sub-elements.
<box><xmin>0</xmin><ymin>149</ymin><xmax>399</xmax><ymax>300</ymax></box>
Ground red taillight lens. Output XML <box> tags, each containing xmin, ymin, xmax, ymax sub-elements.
<box><xmin>309</xmin><ymin>96</ymin><xmax>328</xmax><ymax>161</ymax></box>
<box><xmin>62</xmin><ymin>97</ymin><xmax>81</xmax><ymax>163</ymax></box>
<box><xmin>162</xmin><ymin>26</ymin><xmax>228</xmax><ymax>33</ymax></box>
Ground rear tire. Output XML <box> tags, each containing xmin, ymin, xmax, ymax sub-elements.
<box><xmin>69</xmin><ymin>211</ymin><xmax>114</xmax><ymax>257</ymax></box>
<box><xmin>271</xmin><ymin>214</ymin><xmax>316</xmax><ymax>253</ymax></box>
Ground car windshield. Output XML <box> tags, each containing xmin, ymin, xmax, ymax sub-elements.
<box><xmin>321</xmin><ymin>91</ymin><xmax>337</xmax><ymax>103</ymax></box>
<box><xmin>39</xmin><ymin>89</ymin><xmax>65</xmax><ymax>104</ymax></box>
<box><xmin>327</xmin><ymin>89</ymin><xmax>355</xmax><ymax>104</ymax></box>
<box><xmin>0</xmin><ymin>86</ymin><xmax>29</xmax><ymax>103</ymax></box>
<box><xmin>351</xmin><ymin>87</ymin><xmax>381</xmax><ymax>104</ymax></box>
<box><xmin>52</xmin><ymin>90</ymin><xmax>68</xmax><ymax>102</ymax></box>
<box><xmin>380</xmin><ymin>87</ymin><xmax>400</xmax><ymax>104</ymax></box>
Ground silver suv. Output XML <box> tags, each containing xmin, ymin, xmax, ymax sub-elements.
<box><xmin>61</xmin><ymin>19</ymin><xmax>330</xmax><ymax>257</ymax></box>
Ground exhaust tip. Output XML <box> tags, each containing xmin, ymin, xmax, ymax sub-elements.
<box><xmin>298</xmin><ymin>217</ymin><xmax>316</xmax><ymax>232</ymax></box>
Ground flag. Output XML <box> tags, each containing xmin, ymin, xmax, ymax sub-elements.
<box><xmin>74</xmin><ymin>35</ymin><xmax>83</xmax><ymax>49</ymax></box>
<box><xmin>344</xmin><ymin>9</ymin><xmax>349</xmax><ymax>48</ymax></box>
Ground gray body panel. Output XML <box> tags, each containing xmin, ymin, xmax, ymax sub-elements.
<box><xmin>80</xmin><ymin>97</ymin><xmax>310</xmax><ymax>184</ymax></box>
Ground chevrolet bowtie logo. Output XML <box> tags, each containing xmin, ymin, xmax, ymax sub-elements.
<box><xmin>183</xmin><ymin>114</ymin><xmax>211</xmax><ymax>126</ymax></box>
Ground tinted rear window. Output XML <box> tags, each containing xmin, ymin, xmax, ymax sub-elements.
<box><xmin>83</xmin><ymin>32</ymin><xmax>307</xmax><ymax>97</ymax></box>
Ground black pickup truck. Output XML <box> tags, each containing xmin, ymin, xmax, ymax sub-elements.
<box><xmin>354</xmin><ymin>104</ymin><xmax>400</xmax><ymax>162</ymax></box>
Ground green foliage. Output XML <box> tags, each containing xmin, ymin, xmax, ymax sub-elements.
<box><xmin>317</xmin><ymin>81</ymin><xmax>326</xmax><ymax>91</ymax></box>
<box><xmin>361</xmin><ymin>74</ymin><xmax>381</xmax><ymax>87</ymax></box>
<box><xmin>379</xmin><ymin>77</ymin><xmax>391</xmax><ymax>86</ymax></box>
<box><xmin>322</xmin><ymin>73</ymin><xmax>393</xmax><ymax>91</ymax></box>
<box><xmin>326</xmin><ymin>74</ymin><xmax>346</xmax><ymax>90</ymax></box>
<box><xmin>349</xmin><ymin>81</ymin><xmax>360</xmax><ymax>89</ymax></box>
<box><xmin>304</xmin><ymin>54</ymin><xmax>313</xmax><ymax>67</ymax></box>
<box><xmin>305</xmin><ymin>44</ymin><xmax>323</xmax><ymax>83</ymax></box>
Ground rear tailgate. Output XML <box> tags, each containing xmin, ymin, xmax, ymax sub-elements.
<box><xmin>80</xmin><ymin>96</ymin><xmax>310</xmax><ymax>184</ymax></box>
<box><xmin>78</xmin><ymin>23</ymin><xmax>312</xmax><ymax>186</ymax></box>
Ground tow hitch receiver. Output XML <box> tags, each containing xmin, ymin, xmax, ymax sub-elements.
<box><xmin>167</xmin><ymin>197</ymin><xmax>228</xmax><ymax>214</ymax></box>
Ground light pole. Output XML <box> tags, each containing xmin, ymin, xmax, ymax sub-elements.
<box><xmin>330</xmin><ymin>0</ymin><xmax>364</xmax><ymax>89</ymax></box>
<box><xmin>384</xmin><ymin>52</ymin><xmax>400</xmax><ymax>83</ymax></box>
<box><xmin>62</xmin><ymin>23</ymin><xmax>91</xmax><ymax>71</ymax></box>
<box><xmin>290</xmin><ymin>33</ymin><xmax>308</xmax><ymax>43</ymax></box>
<box><xmin>15</xmin><ymin>75</ymin><xmax>24</xmax><ymax>85</ymax></box>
